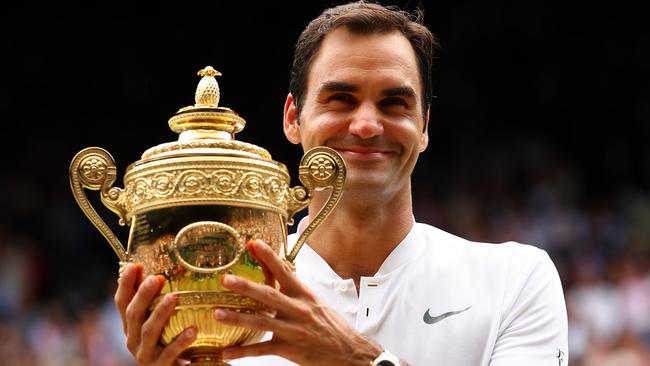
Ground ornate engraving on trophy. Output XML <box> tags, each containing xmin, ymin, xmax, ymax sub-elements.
<box><xmin>70</xmin><ymin>67</ymin><xmax>346</xmax><ymax>365</ymax></box>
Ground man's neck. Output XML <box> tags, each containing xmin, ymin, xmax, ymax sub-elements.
<box><xmin>303</xmin><ymin>187</ymin><xmax>414</xmax><ymax>290</ymax></box>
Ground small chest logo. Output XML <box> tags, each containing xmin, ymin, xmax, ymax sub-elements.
<box><xmin>423</xmin><ymin>306</ymin><xmax>471</xmax><ymax>325</ymax></box>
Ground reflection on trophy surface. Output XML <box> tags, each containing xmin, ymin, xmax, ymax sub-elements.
<box><xmin>69</xmin><ymin>66</ymin><xmax>346</xmax><ymax>365</ymax></box>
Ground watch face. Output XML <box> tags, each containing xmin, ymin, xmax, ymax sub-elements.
<box><xmin>377</xmin><ymin>361</ymin><xmax>396</xmax><ymax>366</ymax></box>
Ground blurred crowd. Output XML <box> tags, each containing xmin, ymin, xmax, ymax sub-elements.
<box><xmin>1</xmin><ymin>145</ymin><xmax>649</xmax><ymax>366</ymax></box>
<box><xmin>2</xmin><ymin>0</ymin><xmax>647</xmax><ymax>364</ymax></box>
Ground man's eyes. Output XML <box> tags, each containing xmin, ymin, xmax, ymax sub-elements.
<box><xmin>379</xmin><ymin>97</ymin><xmax>409</xmax><ymax>108</ymax></box>
<box><xmin>327</xmin><ymin>93</ymin><xmax>356</xmax><ymax>103</ymax></box>
<box><xmin>325</xmin><ymin>94</ymin><xmax>410</xmax><ymax>109</ymax></box>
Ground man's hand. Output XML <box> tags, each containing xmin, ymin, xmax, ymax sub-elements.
<box><xmin>214</xmin><ymin>239</ymin><xmax>383</xmax><ymax>366</ymax></box>
<box><xmin>114</xmin><ymin>263</ymin><xmax>197</xmax><ymax>366</ymax></box>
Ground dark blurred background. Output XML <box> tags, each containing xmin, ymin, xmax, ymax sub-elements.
<box><xmin>1</xmin><ymin>1</ymin><xmax>649</xmax><ymax>365</ymax></box>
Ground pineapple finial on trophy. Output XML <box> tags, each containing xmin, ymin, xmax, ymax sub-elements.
<box><xmin>195</xmin><ymin>66</ymin><xmax>222</xmax><ymax>106</ymax></box>
<box><xmin>167</xmin><ymin>66</ymin><xmax>248</xmax><ymax>141</ymax></box>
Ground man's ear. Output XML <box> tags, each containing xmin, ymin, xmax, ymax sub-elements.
<box><xmin>283</xmin><ymin>93</ymin><xmax>301</xmax><ymax>144</ymax></box>
<box><xmin>419</xmin><ymin>108</ymin><xmax>429</xmax><ymax>152</ymax></box>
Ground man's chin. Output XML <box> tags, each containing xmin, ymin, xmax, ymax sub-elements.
<box><xmin>343</xmin><ymin>174</ymin><xmax>388</xmax><ymax>192</ymax></box>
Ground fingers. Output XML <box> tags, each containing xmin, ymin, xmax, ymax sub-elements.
<box><xmin>125</xmin><ymin>274</ymin><xmax>166</xmax><ymax>355</ymax></box>
<box><xmin>246</xmin><ymin>240</ymin><xmax>310</xmax><ymax>297</ymax></box>
<box><xmin>115</xmin><ymin>263</ymin><xmax>143</xmax><ymax>334</ymax></box>
<box><xmin>221</xmin><ymin>273</ymin><xmax>301</xmax><ymax>316</ymax></box>
<box><xmin>214</xmin><ymin>308</ymin><xmax>305</xmax><ymax>338</ymax></box>
<box><xmin>157</xmin><ymin>326</ymin><xmax>197</xmax><ymax>365</ymax></box>
<box><xmin>138</xmin><ymin>293</ymin><xmax>178</xmax><ymax>362</ymax></box>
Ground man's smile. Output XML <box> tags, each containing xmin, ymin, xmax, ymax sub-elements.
<box><xmin>335</xmin><ymin>150</ymin><xmax>393</xmax><ymax>164</ymax></box>
<box><xmin>327</xmin><ymin>142</ymin><xmax>397</xmax><ymax>161</ymax></box>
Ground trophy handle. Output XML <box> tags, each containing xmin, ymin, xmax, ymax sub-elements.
<box><xmin>171</xmin><ymin>221</ymin><xmax>244</xmax><ymax>274</ymax></box>
<box><xmin>69</xmin><ymin>147</ymin><xmax>128</xmax><ymax>262</ymax></box>
<box><xmin>285</xmin><ymin>147</ymin><xmax>346</xmax><ymax>263</ymax></box>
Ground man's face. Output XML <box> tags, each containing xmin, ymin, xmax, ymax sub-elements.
<box><xmin>284</xmin><ymin>28</ymin><xmax>429</xmax><ymax>198</ymax></box>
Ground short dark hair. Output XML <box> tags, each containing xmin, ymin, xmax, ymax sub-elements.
<box><xmin>289</xmin><ymin>1</ymin><xmax>438</xmax><ymax>120</ymax></box>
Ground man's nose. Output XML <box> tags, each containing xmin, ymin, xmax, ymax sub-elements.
<box><xmin>348</xmin><ymin>102</ymin><xmax>383</xmax><ymax>139</ymax></box>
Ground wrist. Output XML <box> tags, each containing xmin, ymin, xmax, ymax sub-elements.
<box><xmin>350</xmin><ymin>335</ymin><xmax>383</xmax><ymax>366</ymax></box>
<box><xmin>351</xmin><ymin>335</ymin><xmax>402</xmax><ymax>366</ymax></box>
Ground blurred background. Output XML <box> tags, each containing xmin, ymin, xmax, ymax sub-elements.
<box><xmin>1</xmin><ymin>1</ymin><xmax>649</xmax><ymax>365</ymax></box>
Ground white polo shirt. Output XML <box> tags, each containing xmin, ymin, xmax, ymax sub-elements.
<box><xmin>232</xmin><ymin>221</ymin><xmax>568</xmax><ymax>366</ymax></box>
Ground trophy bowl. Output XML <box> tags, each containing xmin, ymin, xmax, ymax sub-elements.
<box><xmin>69</xmin><ymin>66</ymin><xmax>346</xmax><ymax>365</ymax></box>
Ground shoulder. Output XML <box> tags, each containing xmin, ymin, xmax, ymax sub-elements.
<box><xmin>413</xmin><ymin>222</ymin><xmax>563</xmax><ymax>307</ymax></box>
<box><xmin>414</xmin><ymin>222</ymin><xmax>550</xmax><ymax>268</ymax></box>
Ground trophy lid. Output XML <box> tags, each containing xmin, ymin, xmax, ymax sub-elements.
<box><xmin>139</xmin><ymin>66</ymin><xmax>272</xmax><ymax>162</ymax></box>
<box><xmin>113</xmin><ymin>66</ymin><xmax>299</xmax><ymax>221</ymax></box>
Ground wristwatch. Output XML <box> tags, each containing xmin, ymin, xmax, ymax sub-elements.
<box><xmin>370</xmin><ymin>349</ymin><xmax>401</xmax><ymax>366</ymax></box>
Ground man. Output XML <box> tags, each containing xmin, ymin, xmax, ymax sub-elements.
<box><xmin>115</xmin><ymin>2</ymin><xmax>569</xmax><ymax>365</ymax></box>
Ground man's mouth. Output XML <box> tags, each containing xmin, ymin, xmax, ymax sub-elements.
<box><xmin>333</xmin><ymin>146</ymin><xmax>392</xmax><ymax>159</ymax></box>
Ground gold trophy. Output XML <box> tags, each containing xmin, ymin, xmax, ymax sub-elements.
<box><xmin>69</xmin><ymin>66</ymin><xmax>346</xmax><ymax>365</ymax></box>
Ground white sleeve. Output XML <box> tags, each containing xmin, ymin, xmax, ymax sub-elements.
<box><xmin>490</xmin><ymin>246</ymin><xmax>569</xmax><ymax>366</ymax></box>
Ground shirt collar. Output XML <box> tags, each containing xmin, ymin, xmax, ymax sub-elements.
<box><xmin>291</xmin><ymin>216</ymin><xmax>426</xmax><ymax>280</ymax></box>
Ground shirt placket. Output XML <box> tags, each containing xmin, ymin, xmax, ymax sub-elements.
<box><xmin>332</xmin><ymin>278</ymin><xmax>358</xmax><ymax>327</ymax></box>
<box><xmin>357</xmin><ymin>277</ymin><xmax>385</xmax><ymax>333</ymax></box>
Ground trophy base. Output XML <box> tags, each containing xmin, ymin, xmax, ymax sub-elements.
<box><xmin>160</xmin><ymin>292</ymin><xmax>269</xmax><ymax>366</ymax></box>
<box><xmin>188</xmin><ymin>355</ymin><xmax>230</xmax><ymax>366</ymax></box>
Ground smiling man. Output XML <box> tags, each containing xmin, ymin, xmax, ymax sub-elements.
<box><xmin>114</xmin><ymin>2</ymin><xmax>569</xmax><ymax>365</ymax></box>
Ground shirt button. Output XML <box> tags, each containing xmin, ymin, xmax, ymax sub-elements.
<box><xmin>347</xmin><ymin>306</ymin><xmax>357</xmax><ymax>314</ymax></box>
<box><xmin>338</xmin><ymin>284</ymin><xmax>348</xmax><ymax>292</ymax></box>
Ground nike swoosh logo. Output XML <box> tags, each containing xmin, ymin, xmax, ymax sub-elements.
<box><xmin>423</xmin><ymin>306</ymin><xmax>471</xmax><ymax>324</ymax></box>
